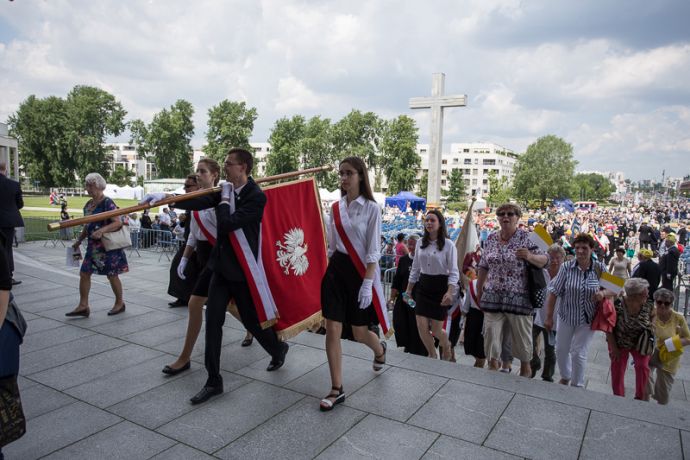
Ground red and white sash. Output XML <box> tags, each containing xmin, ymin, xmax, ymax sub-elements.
<box><xmin>192</xmin><ymin>209</ymin><xmax>217</xmax><ymax>245</ymax></box>
<box><xmin>443</xmin><ymin>292</ymin><xmax>462</xmax><ymax>336</ymax></box>
<box><xmin>225</xmin><ymin>188</ymin><xmax>278</xmax><ymax>328</ymax></box>
<box><xmin>332</xmin><ymin>200</ymin><xmax>392</xmax><ymax>338</ymax></box>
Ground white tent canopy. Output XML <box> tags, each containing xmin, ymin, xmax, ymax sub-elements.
<box><xmin>104</xmin><ymin>184</ymin><xmax>144</xmax><ymax>200</ymax></box>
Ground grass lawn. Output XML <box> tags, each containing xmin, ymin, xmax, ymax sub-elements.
<box><xmin>22</xmin><ymin>195</ymin><xmax>153</xmax><ymax>218</ymax></box>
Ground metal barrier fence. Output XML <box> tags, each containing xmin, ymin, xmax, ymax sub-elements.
<box><xmin>17</xmin><ymin>218</ymin><xmax>184</xmax><ymax>259</ymax></box>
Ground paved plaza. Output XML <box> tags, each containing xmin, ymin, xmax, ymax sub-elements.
<box><xmin>5</xmin><ymin>241</ymin><xmax>690</xmax><ymax>459</ymax></box>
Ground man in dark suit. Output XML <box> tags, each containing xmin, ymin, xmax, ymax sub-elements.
<box><xmin>659</xmin><ymin>234</ymin><xmax>680</xmax><ymax>291</ymax></box>
<box><xmin>632</xmin><ymin>248</ymin><xmax>661</xmax><ymax>300</ymax></box>
<box><xmin>150</xmin><ymin>148</ymin><xmax>288</xmax><ymax>404</ymax></box>
<box><xmin>637</xmin><ymin>221</ymin><xmax>653</xmax><ymax>250</ymax></box>
<box><xmin>0</xmin><ymin>163</ymin><xmax>24</xmax><ymax>285</ymax></box>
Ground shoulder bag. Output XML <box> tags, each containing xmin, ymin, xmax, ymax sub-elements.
<box><xmin>102</xmin><ymin>225</ymin><xmax>131</xmax><ymax>251</ymax></box>
<box><xmin>0</xmin><ymin>376</ymin><xmax>25</xmax><ymax>447</ymax></box>
<box><xmin>525</xmin><ymin>261</ymin><xmax>547</xmax><ymax>309</ymax></box>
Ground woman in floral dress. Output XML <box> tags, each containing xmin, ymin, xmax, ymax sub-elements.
<box><xmin>65</xmin><ymin>173</ymin><xmax>128</xmax><ymax>318</ymax></box>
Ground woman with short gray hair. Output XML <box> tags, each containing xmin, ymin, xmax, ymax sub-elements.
<box><xmin>607</xmin><ymin>277</ymin><xmax>654</xmax><ymax>400</ymax></box>
<box><xmin>647</xmin><ymin>288</ymin><xmax>690</xmax><ymax>404</ymax></box>
<box><xmin>66</xmin><ymin>173</ymin><xmax>128</xmax><ymax>317</ymax></box>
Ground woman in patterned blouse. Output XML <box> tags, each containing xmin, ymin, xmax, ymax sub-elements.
<box><xmin>607</xmin><ymin>278</ymin><xmax>655</xmax><ymax>400</ymax></box>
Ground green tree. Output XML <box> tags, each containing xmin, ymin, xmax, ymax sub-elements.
<box><xmin>417</xmin><ymin>171</ymin><xmax>429</xmax><ymax>199</ymax></box>
<box><xmin>109</xmin><ymin>165</ymin><xmax>136</xmax><ymax>186</ymax></box>
<box><xmin>331</xmin><ymin>110</ymin><xmax>382</xmax><ymax>188</ymax></box>
<box><xmin>265</xmin><ymin>115</ymin><xmax>305</xmax><ymax>176</ymax></box>
<box><xmin>572</xmin><ymin>173</ymin><xmax>616</xmax><ymax>201</ymax></box>
<box><xmin>445</xmin><ymin>168</ymin><xmax>466</xmax><ymax>202</ymax></box>
<box><xmin>8</xmin><ymin>86</ymin><xmax>126</xmax><ymax>187</ymax></box>
<box><xmin>204</xmin><ymin>100</ymin><xmax>257</xmax><ymax>162</ymax></box>
<box><xmin>379</xmin><ymin>115</ymin><xmax>420</xmax><ymax>195</ymax></box>
<box><xmin>487</xmin><ymin>171</ymin><xmax>512</xmax><ymax>206</ymax></box>
<box><xmin>66</xmin><ymin>86</ymin><xmax>127</xmax><ymax>180</ymax></box>
<box><xmin>299</xmin><ymin>116</ymin><xmax>338</xmax><ymax>189</ymax></box>
<box><xmin>130</xmin><ymin>99</ymin><xmax>194</xmax><ymax>178</ymax></box>
<box><xmin>512</xmin><ymin>135</ymin><xmax>577</xmax><ymax>208</ymax></box>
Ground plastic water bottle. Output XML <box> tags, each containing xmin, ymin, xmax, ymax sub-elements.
<box><xmin>402</xmin><ymin>292</ymin><xmax>416</xmax><ymax>309</ymax></box>
<box><xmin>547</xmin><ymin>330</ymin><xmax>556</xmax><ymax>347</ymax></box>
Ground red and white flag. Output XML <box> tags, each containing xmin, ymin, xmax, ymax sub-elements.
<box><xmin>260</xmin><ymin>178</ymin><xmax>328</xmax><ymax>339</ymax></box>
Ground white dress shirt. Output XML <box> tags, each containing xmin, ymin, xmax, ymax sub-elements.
<box><xmin>327</xmin><ymin>195</ymin><xmax>382</xmax><ymax>264</ymax></box>
<box><xmin>408</xmin><ymin>238</ymin><xmax>459</xmax><ymax>286</ymax></box>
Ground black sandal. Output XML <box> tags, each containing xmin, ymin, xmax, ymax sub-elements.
<box><xmin>373</xmin><ymin>341</ymin><xmax>387</xmax><ymax>371</ymax></box>
<box><xmin>320</xmin><ymin>386</ymin><xmax>345</xmax><ymax>411</ymax></box>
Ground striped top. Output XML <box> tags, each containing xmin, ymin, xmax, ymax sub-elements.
<box><xmin>548</xmin><ymin>258</ymin><xmax>607</xmax><ymax>326</ymax></box>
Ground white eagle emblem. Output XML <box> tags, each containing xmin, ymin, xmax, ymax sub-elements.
<box><xmin>275</xmin><ymin>227</ymin><xmax>309</xmax><ymax>276</ymax></box>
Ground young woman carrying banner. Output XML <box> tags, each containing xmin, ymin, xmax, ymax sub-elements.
<box><xmin>162</xmin><ymin>159</ymin><xmax>222</xmax><ymax>375</ymax></box>
<box><xmin>404</xmin><ymin>210</ymin><xmax>459</xmax><ymax>360</ymax></box>
<box><xmin>320</xmin><ymin>157</ymin><xmax>387</xmax><ymax>411</ymax></box>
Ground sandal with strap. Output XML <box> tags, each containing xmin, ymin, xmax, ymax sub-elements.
<box><xmin>319</xmin><ymin>386</ymin><xmax>345</xmax><ymax>412</ymax></box>
<box><xmin>373</xmin><ymin>341</ymin><xmax>387</xmax><ymax>371</ymax></box>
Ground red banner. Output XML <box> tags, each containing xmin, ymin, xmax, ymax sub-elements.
<box><xmin>261</xmin><ymin>178</ymin><xmax>327</xmax><ymax>339</ymax></box>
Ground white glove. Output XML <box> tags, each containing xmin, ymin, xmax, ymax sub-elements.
<box><xmin>139</xmin><ymin>192</ymin><xmax>168</xmax><ymax>205</ymax></box>
<box><xmin>177</xmin><ymin>256</ymin><xmax>188</xmax><ymax>280</ymax></box>
<box><xmin>221</xmin><ymin>182</ymin><xmax>234</xmax><ymax>201</ymax></box>
<box><xmin>358</xmin><ymin>278</ymin><xmax>373</xmax><ymax>310</ymax></box>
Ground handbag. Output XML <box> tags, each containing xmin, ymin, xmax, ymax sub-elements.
<box><xmin>101</xmin><ymin>225</ymin><xmax>131</xmax><ymax>251</ymax></box>
<box><xmin>525</xmin><ymin>262</ymin><xmax>547</xmax><ymax>309</ymax></box>
<box><xmin>0</xmin><ymin>376</ymin><xmax>26</xmax><ymax>447</ymax></box>
<box><xmin>636</xmin><ymin>328</ymin><xmax>655</xmax><ymax>356</ymax></box>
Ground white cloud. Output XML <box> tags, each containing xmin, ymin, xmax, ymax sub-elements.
<box><xmin>0</xmin><ymin>0</ymin><xmax>688</xmax><ymax>180</ymax></box>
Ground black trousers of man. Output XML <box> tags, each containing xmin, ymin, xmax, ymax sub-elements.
<box><xmin>205</xmin><ymin>273</ymin><xmax>283</xmax><ymax>388</ymax></box>
<box><xmin>0</xmin><ymin>227</ymin><xmax>15</xmax><ymax>274</ymax></box>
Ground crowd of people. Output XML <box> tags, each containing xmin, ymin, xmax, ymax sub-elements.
<box><xmin>387</xmin><ymin>196</ymin><xmax>690</xmax><ymax>405</ymax></box>
<box><xmin>3</xmin><ymin>153</ymin><xmax>690</xmax><ymax>456</ymax></box>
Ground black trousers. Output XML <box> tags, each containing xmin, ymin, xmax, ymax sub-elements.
<box><xmin>661</xmin><ymin>275</ymin><xmax>675</xmax><ymax>291</ymax></box>
<box><xmin>0</xmin><ymin>227</ymin><xmax>15</xmax><ymax>274</ymax></box>
<box><xmin>205</xmin><ymin>273</ymin><xmax>282</xmax><ymax>387</ymax></box>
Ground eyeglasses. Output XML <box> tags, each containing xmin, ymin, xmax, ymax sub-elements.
<box><xmin>338</xmin><ymin>170</ymin><xmax>357</xmax><ymax>178</ymax></box>
<box><xmin>496</xmin><ymin>212</ymin><xmax>516</xmax><ymax>217</ymax></box>
<box><xmin>655</xmin><ymin>300</ymin><xmax>672</xmax><ymax>306</ymax></box>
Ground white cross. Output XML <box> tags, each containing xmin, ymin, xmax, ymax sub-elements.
<box><xmin>409</xmin><ymin>73</ymin><xmax>467</xmax><ymax>208</ymax></box>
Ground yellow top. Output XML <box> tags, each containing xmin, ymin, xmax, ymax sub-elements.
<box><xmin>653</xmin><ymin>311</ymin><xmax>690</xmax><ymax>374</ymax></box>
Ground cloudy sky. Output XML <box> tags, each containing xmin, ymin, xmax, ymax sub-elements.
<box><xmin>1</xmin><ymin>0</ymin><xmax>689</xmax><ymax>181</ymax></box>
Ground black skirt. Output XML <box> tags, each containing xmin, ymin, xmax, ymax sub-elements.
<box><xmin>321</xmin><ymin>251</ymin><xmax>378</xmax><ymax>327</ymax></box>
<box><xmin>414</xmin><ymin>274</ymin><xmax>449</xmax><ymax>321</ymax></box>
<box><xmin>191</xmin><ymin>241</ymin><xmax>213</xmax><ymax>298</ymax></box>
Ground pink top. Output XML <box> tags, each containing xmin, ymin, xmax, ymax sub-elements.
<box><xmin>394</xmin><ymin>242</ymin><xmax>408</xmax><ymax>266</ymax></box>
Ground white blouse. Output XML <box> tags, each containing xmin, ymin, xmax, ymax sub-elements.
<box><xmin>327</xmin><ymin>195</ymin><xmax>382</xmax><ymax>264</ymax></box>
<box><xmin>187</xmin><ymin>208</ymin><xmax>216</xmax><ymax>248</ymax></box>
<box><xmin>409</xmin><ymin>238</ymin><xmax>459</xmax><ymax>285</ymax></box>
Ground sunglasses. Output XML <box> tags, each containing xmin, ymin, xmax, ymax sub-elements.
<box><xmin>655</xmin><ymin>300</ymin><xmax>672</xmax><ymax>306</ymax></box>
<box><xmin>497</xmin><ymin>212</ymin><xmax>516</xmax><ymax>217</ymax></box>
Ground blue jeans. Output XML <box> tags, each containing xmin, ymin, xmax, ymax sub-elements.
<box><xmin>0</xmin><ymin>320</ymin><xmax>21</xmax><ymax>377</ymax></box>
<box><xmin>0</xmin><ymin>320</ymin><xmax>21</xmax><ymax>459</ymax></box>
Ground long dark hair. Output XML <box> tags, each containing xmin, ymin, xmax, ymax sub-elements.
<box><xmin>421</xmin><ymin>209</ymin><xmax>448</xmax><ymax>251</ymax></box>
<box><xmin>339</xmin><ymin>156</ymin><xmax>375</xmax><ymax>202</ymax></box>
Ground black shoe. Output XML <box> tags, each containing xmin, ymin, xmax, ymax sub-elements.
<box><xmin>107</xmin><ymin>304</ymin><xmax>126</xmax><ymax>316</ymax></box>
<box><xmin>168</xmin><ymin>299</ymin><xmax>186</xmax><ymax>308</ymax></box>
<box><xmin>11</xmin><ymin>279</ymin><xmax>21</xmax><ymax>285</ymax></box>
<box><xmin>241</xmin><ymin>336</ymin><xmax>254</xmax><ymax>347</ymax></box>
<box><xmin>530</xmin><ymin>361</ymin><xmax>541</xmax><ymax>379</ymax></box>
<box><xmin>190</xmin><ymin>385</ymin><xmax>223</xmax><ymax>405</ymax></box>
<box><xmin>65</xmin><ymin>308</ymin><xmax>90</xmax><ymax>318</ymax></box>
<box><xmin>267</xmin><ymin>342</ymin><xmax>289</xmax><ymax>371</ymax></box>
<box><xmin>162</xmin><ymin>361</ymin><xmax>190</xmax><ymax>376</ymax></box>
